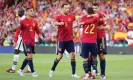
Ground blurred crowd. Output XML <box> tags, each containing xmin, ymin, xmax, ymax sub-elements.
<box><xmin>0</xmin><ymin>0</ymin><xmax>133</xmax><ymax>47</ymax></box>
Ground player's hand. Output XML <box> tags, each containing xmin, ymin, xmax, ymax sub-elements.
<box><xmin>13</xmin><ymin>43</ymin><xmax>17</xmax><ymax>47</ymax></box>
<box><xmin>78</xmin><ymin>22</ymin><xmax>84</xmax><ymax>25</ymax></box>
<box><xmin>104</xmin><ymin>25</ymin><xmax>110</xmax><ymax>30</ymax></box>
<box><xmin>59</xmin><ymin>22</ymin><xmax>65</xmax><ymax>26</ymax></box>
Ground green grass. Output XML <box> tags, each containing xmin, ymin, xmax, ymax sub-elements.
<box><xmin>0</xmin><ymin>54</ymin><xmax>133</xmax><ymax>80</ymax></box>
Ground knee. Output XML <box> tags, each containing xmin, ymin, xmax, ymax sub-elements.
<box><xmin>27</xmin><ymin>53</ymin><xmax>32</xmax><ymax>58</ymax></box>
<box><xmin>57</xmin><ymin>53</ymin><xmax>63</xmax><ymax>60</ymax></box>
<box><xmin>70</xmin><ymin>52</ymin><xmax>75</xmax><ymax>59</ymax></box>
<box><xmin>14</xmin><ymin>50</ymin><xmax>20</xmax><ymax>54</ymax></box>
<box><xmin>99</xmin><ymin>53</ymin><xmax>105</xmax><ymax>60</ymax></box>
<box><xmin>92</xmin><ymin>56</ymin><xmax>97</xmax><ymax>60</ymax></box>
<box><xmin>84</xmin><ymin>58</ymin><xmax>88</xmax><ymax>62</ymax></box>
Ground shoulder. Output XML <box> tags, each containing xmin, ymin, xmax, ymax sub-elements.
<box><xmin>98</xmin><ymin>12</ymin><xmax>104</xmax><ymax>18</ymax></box>
<box><xmin>55</xmin><ymin>14</ymin><xmax>62</xmax><ymax>20</ymax></box>
<box><xmin>69</xmin><ymin>14</ymin><xmax>75</xmax><ymax>18</ymax></box>
<box><xmin>33</xmin><ymin>19</ymin><xmax>37</xmax><ymax>22</ymax></box>
<box><xmin>32</xmin><ymin>19</ymin><xmax>38</xmax><ymax>24</ymax></box>
<box><xmin>20</xmin><ymin>18</ymin><xmax>26</xmax><ymax>24</ymax></box>
<box><xmin>20</xmin><ymin>15</ymin><xmax>26</xmax><ymax>20</ymax></box>
<box><xmin>82</xmin><ymin>15</ymin><xmax>87</xmax><ymax>19</ymax></box>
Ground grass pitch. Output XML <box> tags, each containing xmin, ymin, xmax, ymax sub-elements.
<box><xmin>0</xmin><ymin>54</ymin><xmax>133</xmax><ymax>80</ymax></box>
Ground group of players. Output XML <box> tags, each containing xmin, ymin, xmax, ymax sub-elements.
<box><xmin>6</xmin><ymin>2</ymin><xmax>109</xmax><ymax>80</ymax></box>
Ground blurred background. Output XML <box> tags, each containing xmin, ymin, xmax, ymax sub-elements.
<box><xmin>0</xmin><ymin>0</ymin><xmax>133</xmax><ymax>53</ymax></box>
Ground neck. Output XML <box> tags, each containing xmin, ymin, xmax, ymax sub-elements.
<box><xmin>61</xmin><ymin>11</ymin><xmax>67</xmax><ymax>16</ymax></box>
<box><xmin>27</xmin><ymin>16</ymin><xmax>32</xmax><ymax>20</ymax></box>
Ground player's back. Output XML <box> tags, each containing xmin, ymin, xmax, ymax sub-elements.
<box><xmin>82</xmin><ymin>16</ymin><xmax>98</xmax><ymax>43</ymax></box>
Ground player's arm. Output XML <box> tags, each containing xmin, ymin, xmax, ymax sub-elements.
<box><xmin>98</xmin><ymin>24</ymin><xmax>110</xmax><ymax>30</ymax></box>
<box><xmin>14</xmin><ymin>21</ymin><xmax>23</xmax><ymax>46</ymax></box>
<box><xmin>79</xmin><ymin>17</ymin><xmax>97</xmax><ymax>26</ymax></box>
<box><xmin>102</xmin><ymin>13</ymin><xmax>109</xmax><ymax>21</ymax></box>
<box><xmin>99</xmin><ymin>12</ymin><xmax>108</xmax><ymax>21</ymax></box>
<box><xmin>35</xmin><ymin>21</ymin><xmax>44</xmax><ymax>40</ymax></box>
<box><xmin>54</xmin><ymin>21</ymin><xmax>64</xmax><ymax>26</ymax></box>
<box><xmin>14</xmin><ymin>27</ymin><xmax>21</xmax><ymax>47</ymax></box>
<box><xmin>54</xmin><ymin>16</ymin><xmax>64</xmax><ymax>26</ymax></box>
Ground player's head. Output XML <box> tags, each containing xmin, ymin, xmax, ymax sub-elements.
<box><xmin>61</xmin><ymin>3</ymin><xmax>70</xmax><ymax>15</ymax></box>
<box><xmin>92</xmin><ymin>3</ymin><xmax>99</xmax><ymax>13</ymax></box>
<box><xmin>87</xmin><ymin>7</ymin><xmax>94</xmax><ymax>15</ymax></box>
<box><xmin>18</xmin><ymin>8</ymin><xmax>25</xmax><ymax>17</ymax></box>
<box><xmin>26</xmin><ymin>7</ymin><xmax>34</xmax><ymax>17</ymax></box>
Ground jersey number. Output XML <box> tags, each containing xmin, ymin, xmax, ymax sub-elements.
<box><xmin>84</xmin><ymin>24</ymin><xmax>95</xmax><ymax>34</ymax></box>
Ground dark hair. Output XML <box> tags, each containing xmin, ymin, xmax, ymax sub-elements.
<box><xmin>93</xmin><ymin>3</ymin><xmax>99</xmax><ymax>7</ymax></box>
<box><xmin>87</xmin><ymin>7</ymin><xmax>94</xmax><ymax>14</ymax></box>
<box><xmin>26</xmin><ymin>6</ymin><xmax>33</xmax><ymax>11</ymax></box>
<box><xmin>61</xmin><ymin>3</ymin><xmax>70</xmax><ymax>8</ymax></box>
<box><xmin>18</xmin><ymin>8</ymin><xmax>25</xmax><ymax>17</ymax></box>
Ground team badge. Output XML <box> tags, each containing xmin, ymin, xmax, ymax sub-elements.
<box><xmin>27</xmin><ymin>24</ymin><xmax>29</xmax><ymax>26</ymax></box>
<box><xmin>33</xmin><ymin>23</ymin><xmax>35</xmax><ymax>27</ymax></box>
<box><xmin>68</xmin><ymin>18</ymin><xmax>71</xmax><ymax>22</ymax></box>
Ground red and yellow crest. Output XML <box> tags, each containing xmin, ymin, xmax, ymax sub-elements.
<box><xmin>68</xmin><ymin>18</ymin><xmax>71</xmax><ymax>22</ymax></box>
<box><xmin>33</xmin><ymin>23</ymin><xmax>35</xmax><ymax>27</ymax></box>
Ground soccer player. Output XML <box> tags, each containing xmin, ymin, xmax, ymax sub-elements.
<box><xmin>15</xmin><ymin>7</ymin><xmax>43</xmax><ymax>77</ymax></box>
<box><xmin>49</xmin><ymin>3</ymin><xmax>79</xmax><ymax>78</ymax></box>
<box><xmin>6</xmin><ymin>8</ymin><xmax>31</xmax><ymax>73</ymax></box>
<box><xmin>93</xmin><ymin>3</ymin><xmax>109</xmax><ymax>80</ymax></box>
<box><xmin>79</xmin><ymin>7</ymin><xmax>99</xmax><ymax>80</ymax></box>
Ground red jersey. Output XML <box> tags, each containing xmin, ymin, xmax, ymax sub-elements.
<box><xmin>97</xmin><ymin>12</ymin><xmax>106</xmax><ymax>39</ymax></box>
<box><xmin>81</xmin><ymin>16</ymin><xmax>98</xmax><ymax>43</ymax></box>
<box><xmin>55</xmin><ymin>14</ymin><xmax>75</xmax><ymax>41</ymax></box>
<box><xmin>14</xmin><ymin>18</ymin><xmax>41</xmax><ymax>45</ymax></box>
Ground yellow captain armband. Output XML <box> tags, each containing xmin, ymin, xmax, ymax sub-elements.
<box><xmin>75</xmin><ymin>16</ymin><xmax>81</xmax><ymax>20</ymax></box>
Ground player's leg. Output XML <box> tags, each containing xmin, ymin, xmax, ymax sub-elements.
<box><xmin>88</xmin><ymin>52</ymin><xmax>93</xmax><ymax>76</ymax></box>
<box><xmin>81</xmin><ymin>52</ymin><xmax>93</xmax><ymax>79</ymax></box>
<box><xmin>18</xmin><ymin>44</ymin><xmax>37</xmax><ymax>77</ymax></box>
<box><xmin>77</xmin><ymin>43</ymin><xmax>81</xmax><ymax>55</ymax></box>
<box><xmin>22</xmin><ymin>50</ymin><xmax>31</xmax><ymax>73</ymax></box>
<box><xmin>6</xmin><ymin>39</ymin><xmax>23</xmax><ymax>73</ymax></box>
<box><xmin>80</xmin><ymin>43</ymin><xmax>89</xmax><ymax>79</ymax></box>
<box><xmin>66</xmin><ymin>40</ymin><xmax>79</xmax><ymax>78</ymax></box>
<box><xmin>64</xmin><ymin>49</ymin><xmax>69</xmax><ymax>59</ymax></box>
<box><xmin>98</xmin><ymin>37</ymin><xmax>107</xmax><ymax>80</ymax></box>
<box><xmin>49</xmin><ymin>42</ymin><xmax>65</xmax><ymax>77</ymax></box>
<box><xmin>6</xmin><ymin>49</ymin><xmax>20</xmax><ymax>73</ymax></box>
<box><xmin>90</xmin><ymin>43</ymin><xmax>98</xmax><ymax>79</ymax></box>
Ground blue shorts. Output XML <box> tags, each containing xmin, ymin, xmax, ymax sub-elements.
<box><xmin>23</xmin><ymin>44</ymin><xmax>35</xmax><ymax>56</ymax></box>
<box><xmin>57</xmin><ymin>40</ymin><xmax>75</xmax><ymax>54</ymax></box>
<box><xmin>97</xmin><ymin>37</ymin><xmax>107</xmax><ymax>54</ymax></box>
<box><xmin>81</xmin><ymin>43</ymin><xmax>97</xmax><ymax>59</ymax></box>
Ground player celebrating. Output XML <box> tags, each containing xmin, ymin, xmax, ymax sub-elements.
<box><xmin>15</xmin><ymin>7</ymin><xmax>42</xmax><ymax>77</ymax></box>
<box><xmin>6</xmin><ymin>8</ymin><xmax>31</xmax><ymax>73</ymax></box>
<box><xmin>93</xmin><ymin>3</ymin><xmax>109</xmax><ymax>80</ymax></box>
<box><xmin>49</xmin><ymin>3</ymin><xmax>79</xmax><ymax>78</ymax></box>
<box><xmin>79</xmin><ymin>7</ymin><xmax>99</xmax><ymax>80</ymax></box>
